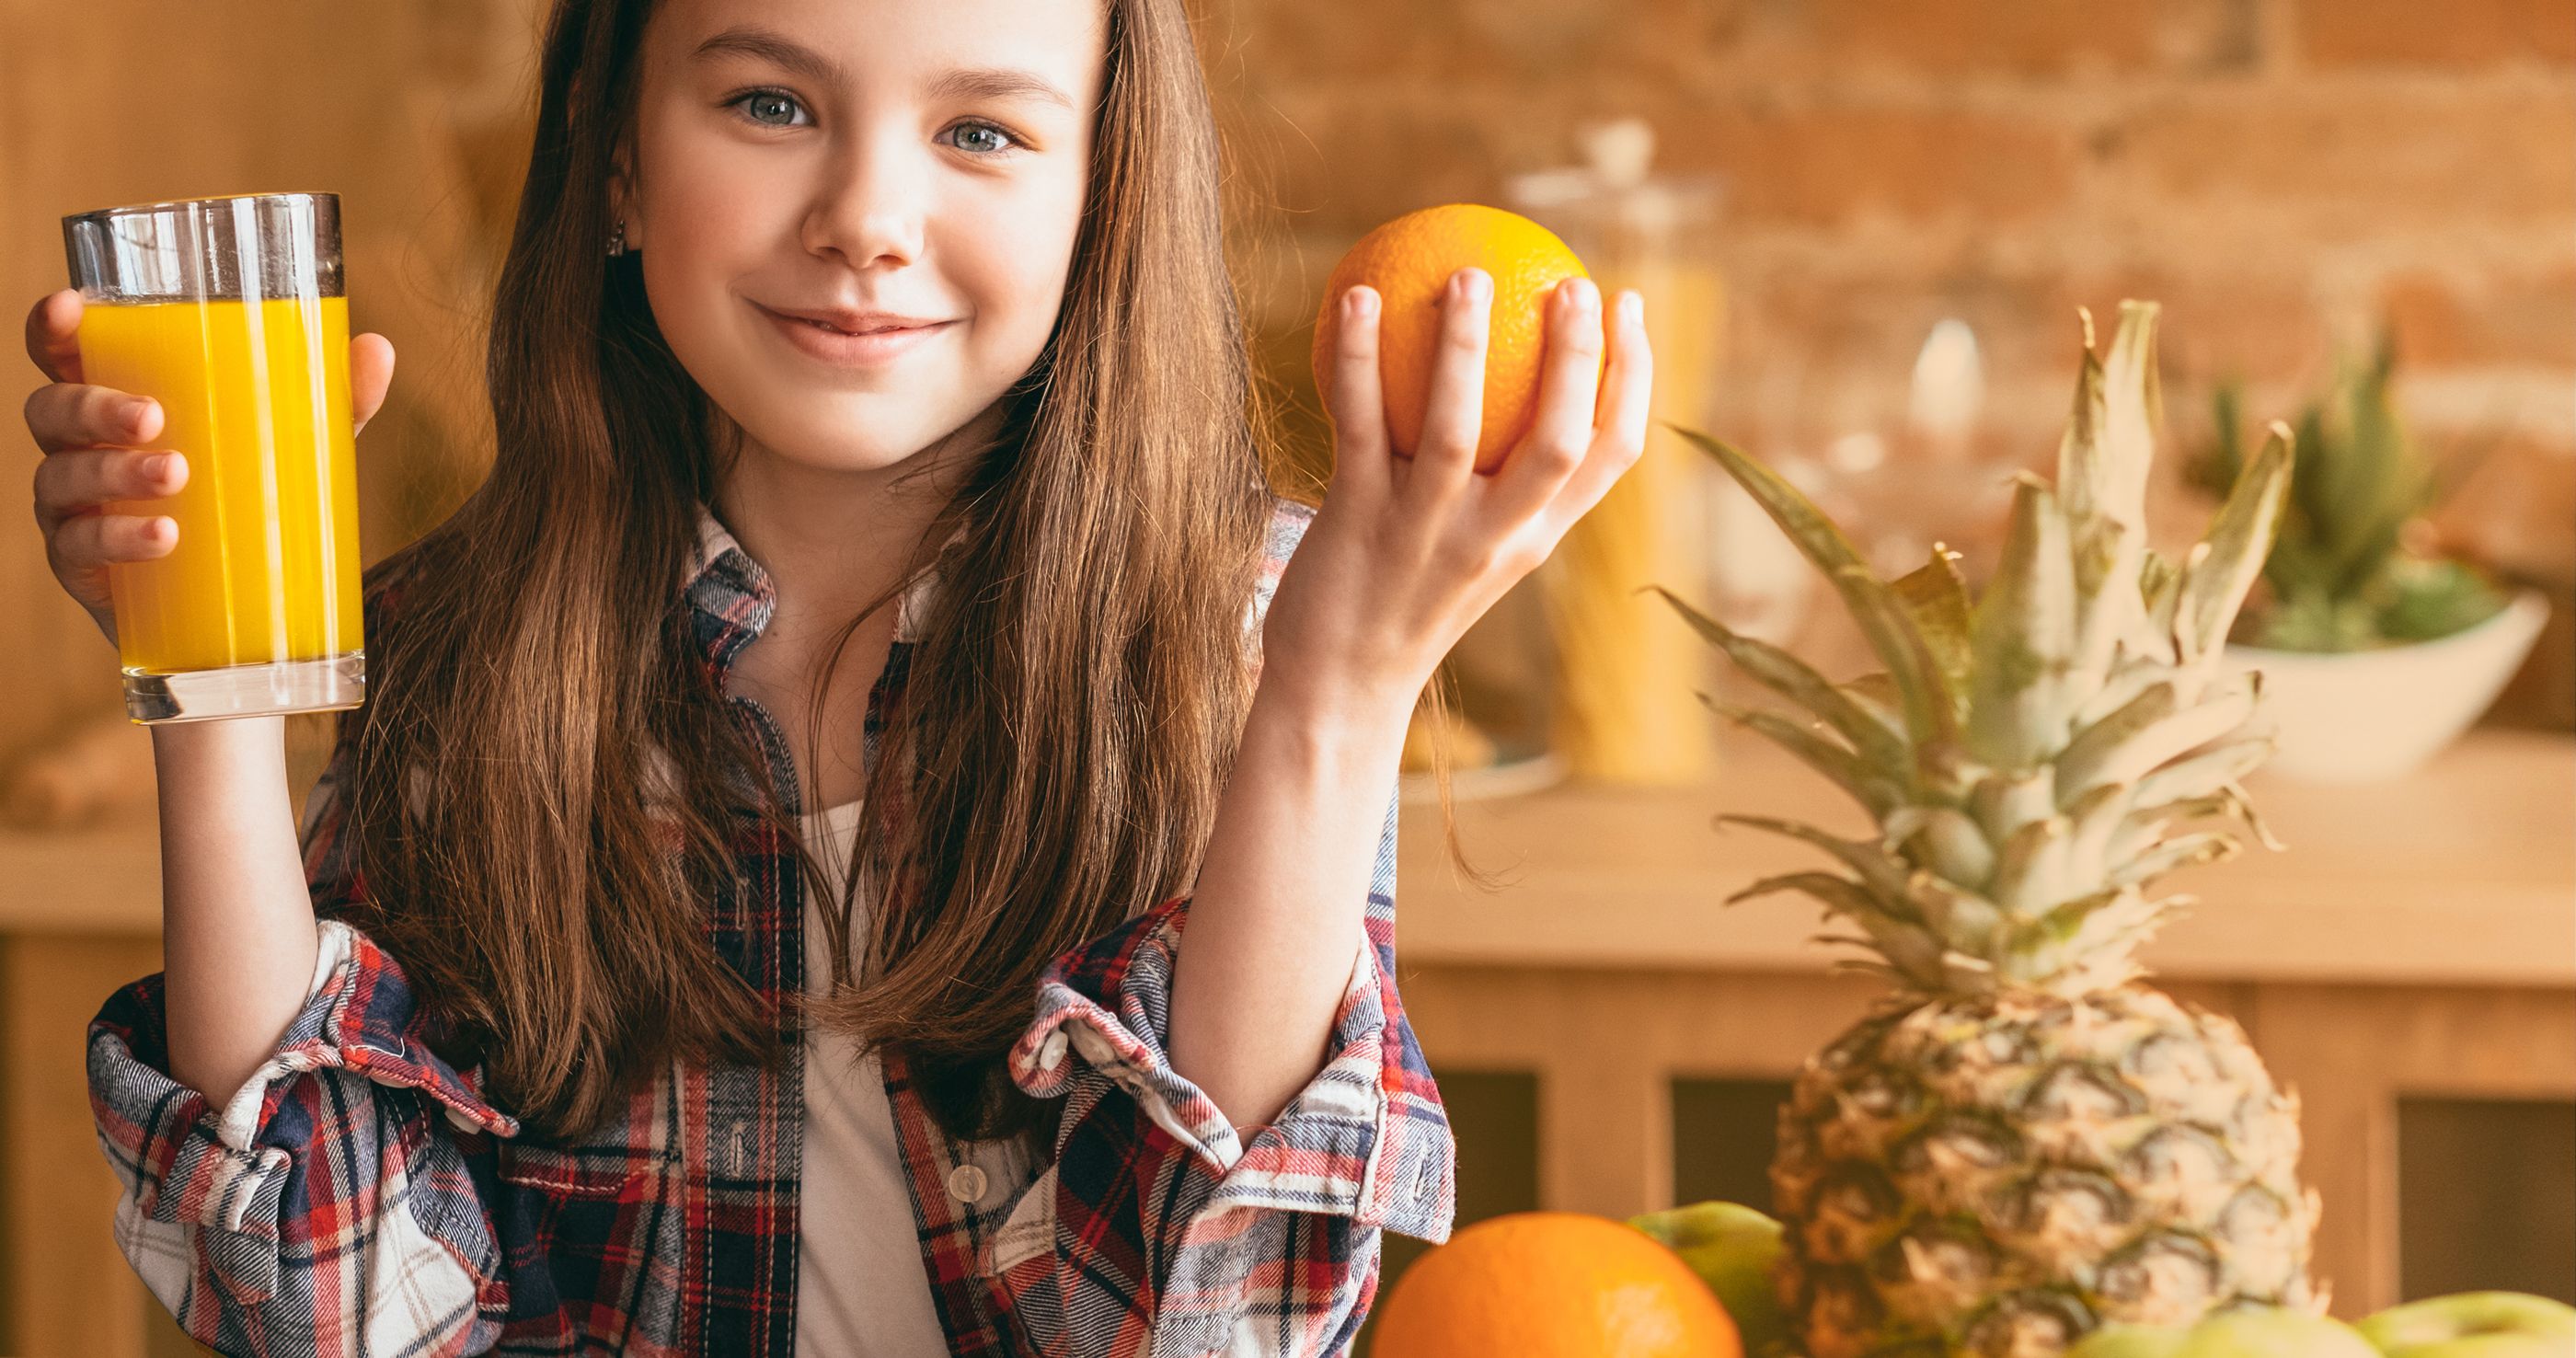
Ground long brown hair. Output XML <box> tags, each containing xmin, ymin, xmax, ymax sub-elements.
<box><xmin>329</xmin><ymin>0</ymin><xmax>1468</xmax><ymax>1144</ymax></box>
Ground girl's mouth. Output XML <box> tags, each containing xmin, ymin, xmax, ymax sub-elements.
<box><xmin>755</xmin><ymin>303</ymin><xmax>951</xmax><ymax>368</ymax></box>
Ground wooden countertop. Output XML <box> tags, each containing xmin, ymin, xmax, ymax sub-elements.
<box><xmin>1394</xmin><ymin>729</ymin><xmax>2576</xmax><ymax>987</ymax></box>
<box><xmin>6</xmin><ymin>731</ymin><xmax>2570</xmax><ymax>987</ymax></box>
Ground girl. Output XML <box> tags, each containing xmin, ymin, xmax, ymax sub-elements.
<box><xmin>21</xmin><ymin>0</ymin><xmax>1650</xmax><ymax>1350</ymax></box>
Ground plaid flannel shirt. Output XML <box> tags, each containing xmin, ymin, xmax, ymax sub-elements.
<box><xmin>86</xmin><ymin>494</ymin><xmax>1456</xmax><ymax>1356</ymax></box>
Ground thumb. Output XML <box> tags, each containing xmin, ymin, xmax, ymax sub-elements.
<box><xmin>351</xmin><ymin>332</ymin><xmax>397</xmax><ymax>436</ymax></box>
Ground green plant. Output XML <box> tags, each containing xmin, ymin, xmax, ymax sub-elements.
<box><xmin>2193</xmin><ymin>335</ymin><xmax>2508</xmax><ymax>652</ymax></box>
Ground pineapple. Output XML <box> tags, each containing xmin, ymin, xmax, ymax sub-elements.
<box><xmin>1653</xmin><ymin>302</ymin><xmax>2318</xmax><ymax>1355</ymax></box>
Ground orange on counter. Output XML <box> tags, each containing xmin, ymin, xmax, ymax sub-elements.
<box><xmin>1369</xmin><ymin>1211</ymin><xmax>1740</xmax><ymax>1358</ymax></box>
<box><xmin>1312</xmin><ymin>203</ymin><xmax>1601</xmax><ymax>476</ymax></box>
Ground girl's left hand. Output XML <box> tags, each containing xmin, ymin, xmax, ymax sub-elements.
<box><xmin>1259</xmin><ymin>268</ymin><xmax>1653</xmax><ymax>719</ymax></box>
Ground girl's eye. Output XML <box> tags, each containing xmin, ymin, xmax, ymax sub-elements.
<box><xmin>946</xmin><ymin>121</ymin><xmax>1020</xmax><ymax>157</ymax></box>
<box><xmin>729</xmin><ymin>89</ymin><xmax>811</xmax><ymax>128</ymax></box>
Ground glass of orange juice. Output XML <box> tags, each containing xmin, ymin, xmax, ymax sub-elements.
<box><xmin>62</xmin><ymin>191</ymin><xmax>363</xmax><ymax>723</ymax></box>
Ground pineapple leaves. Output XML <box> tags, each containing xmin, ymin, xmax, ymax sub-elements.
<box><xmin>1834</xmin><ymin>566</ymin><xmax>1962</xmax><ymax>749</ymax></box>
<box><xmin>1968</xmin><ymin>478</ymin><xmax>2080</xmax><ymax>771</ymax></box>
<box><xmin>1676</xmin><ymin>427</ymin><xmax>1961</xmax><ymax>746</ymax></box>
<box><xmin>2138</xmin><ymin>551</ymin><xmax>2185</xmax><ymax>660</ymax></box>
<box><xmin>2060</xmin><ymin>307</ymin><xmax>2156</xmax><ymax>680</ymax></box>
<box><xmin>2110</xmin><ymin>831</ymin><xmax>2241</xmax><ymax>891</ymax></box>
<box><xmin>1670</xmin><ymin>426</ymin><xmax>1872</xmax><ymax>577</ymax></box>
<box><xmin>1696</xmin><ymin>694</ymin><xmax>1907</xmax><ymax>817</ymax></box>
<box><xmin>1884</xmin><ymin>805</ymin><xmax>1995</xmax><ymax>890</ymax></box>
<box><xmin>1649</xmin><ymin>585</ymin><xmax>1909</xmax><ymax>772</ymax></box>
<box><xmin>1890</xmin><ymin>549</ymin><xmax>1975</xmax><ymax>692</ymax></box>
<box><xmin>2129</xmin><ymin>738</ymin><xmax>2273</xmax><ymax>811</ymax></box>
<box><xmin>2005</xmin><ymin>887</ymin><xmax>2169</xmax><ymax>990</ymax></box>
<box><xmin>1990</xmin><ymin>813</ymin><xmax>2075</xmax><ymax>916</ymax></box>
<box><xmin>1731</xmin><ymin>871</ymin><xmax>1951</xmax><ymax>987</ymax></box>
<box><xmin>1717</xmin><ymin>813</ymin><xmax>1917</xmax><ymax>903</ymax></box>
<box><xmin>1673</xmin><ymin>300</ymin><xmax>2292</xmax><ymax>1005</ymax></box>
<box><xmin>2097</xmin><ymin>303</ymin><xmax>2163</xmax><ymax>540</ymax></box>
<box><xmin>2056</xmin><ymin>673</ymin><xmax>2261</xmax><ymax>807</ymax></box>
<box><xmin>2175</xmin><ymin>422</ymin><xmax>2295</xmax><ymax>681</ymax></box>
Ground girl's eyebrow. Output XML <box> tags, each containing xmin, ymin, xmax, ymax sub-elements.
<box><xmin>692</xmin><ymin>24</ymin><xmax>1076</xmax><ymax>113</ymax></box>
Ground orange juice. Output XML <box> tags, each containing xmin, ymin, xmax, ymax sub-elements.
<box><xmin>77</xmin><ymin>295</ymin><xmax>362</xmax><ymax>676</ymax></box>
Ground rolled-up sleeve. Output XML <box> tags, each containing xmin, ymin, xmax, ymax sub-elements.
<box><xmin>86</xmin><ymin>698</ymin><xmax>516</xmax><ymax>1357</ymax></box>
<box><xmin>996</xmin><ymin>778</ymin><xmax>1456</xmax><ymax>1356</ymax></box>
<box><xmin>90</xmin><ymin>917</ymin><xmax>516</xmax><ymax>1356</ymax></box>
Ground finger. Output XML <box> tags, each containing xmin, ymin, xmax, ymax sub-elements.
<box><xmin>51</xmin><ymin>508</ymin><xmax>178</xmax><ymax>570</ymax></box>
<box><xmin>1409</xmin><ymin>268</ymin><xmax>1489</xmax><ymax>501</ymax></box>
<box><xmin>32</xmin><ymin>447</ymin><xmax>189</xmax><ymax>535</ymax></box>
<box><xmin>22</xmin><ymin>381</ymin><xmax>160</xmax><ymax>455</ymax></box>
<box><xmin>23</xmin><ymin>289</ymin><xmax>84</xmax><ymax>386</ymax></box>
<box><xmin>350</xmin><ymin>332</ymin><xmax>396</xmax><ymax>436</ymax></box>
<box><xmin>1486</xmin><ymin>277</ymin><xmax>1604</xmax><ymax>526</ymax></box>
<box><xmin>1546</xmin><ymin>290</ymin><xmax>1654</xmax><ymax>536</ymax></box>
<box><xmin>1324</xmin><ymin>286</ymin><xmax>1390</xmax><ymax>503</ymax></box>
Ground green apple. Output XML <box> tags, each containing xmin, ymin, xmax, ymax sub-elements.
<box><xmin>2071</xmin><ymin>1309</ymin><xmax>2380</xmax><ymax>1358</ymax></box>
<box><xmin>2357</xmin><ymin>1293</ymin><xmax>2576</xmax><ymax>1358</ymax></box>
<box><xmin>2175</xmin><ymin>1309</ymin><xmax>2384</xmax><ymax>1358</ymax></box>
<box><xmin>1628</xmin><ymin>1201</ymin><xmax>1788</xmax><ymax>1354</ymax></box>
<box><xmin>2067</xmin><ymin>1324</ymin><xmax>2191</xmax><ymax>1358</ymax></box>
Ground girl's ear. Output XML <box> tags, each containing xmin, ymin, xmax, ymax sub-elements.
<box><xmin>608</xmin><ymin>136</ymin><xmax>644</xmax><ymax>251</ymax></box>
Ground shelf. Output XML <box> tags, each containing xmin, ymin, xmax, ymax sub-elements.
<box><xmin>1394</xmin><ymin>728</ymin><xmax>2576</xmax><ymax>988</ymax></box>
<box><xmin>6</xmin><ymin>731</ymin><xmax>2571</xmax><ymax>988</ymax></box>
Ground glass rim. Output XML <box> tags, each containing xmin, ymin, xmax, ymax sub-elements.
<box><xmin>63</xmin><ymin>190</ymin><xmax>338</xmax><ymax>226</ymax></box>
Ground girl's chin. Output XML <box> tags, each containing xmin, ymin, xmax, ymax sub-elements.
<box><xmin>735</xmin><ymin>413</ymin><xmax>948</xmax><ymax>471</ymax></box>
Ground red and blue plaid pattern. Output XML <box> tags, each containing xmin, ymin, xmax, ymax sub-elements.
<box><xmin>86</xmin><ymin>495</ymin><xmax>1455</xmax><ymax>1356</ymax></box>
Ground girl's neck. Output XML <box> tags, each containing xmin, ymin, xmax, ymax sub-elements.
<box><xmin>707</xmin><ymin>407</ymin><xmax>996</xmax><ymax>813</ymax></box>
<box><xmin>707</xmin><ymin>404</ymin><xmax>995</xmax><ymax>632</ymax></box>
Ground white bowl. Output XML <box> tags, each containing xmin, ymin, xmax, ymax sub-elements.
<box><xmin>2223</xmin><ymin>588</ymin><xmax>2552</xmax><ymax>784</ymax></box>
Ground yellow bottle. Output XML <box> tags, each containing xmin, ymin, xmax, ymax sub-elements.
<box><xmin>79</xmin><ymin>295</ymin><xmax>363</xmax><ymax>682</ymax></box>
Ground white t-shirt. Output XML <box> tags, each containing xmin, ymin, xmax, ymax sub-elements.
<box><xmin>796</xmin><ymin>797</ymin><xmax>949</xmax><ymax>1357</ymax></box>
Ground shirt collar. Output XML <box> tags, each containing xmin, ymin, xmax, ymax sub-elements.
<box><xmin>684</xmin><ymin>500</ymin><xmax>949</xmax><ymax>673</ymax></box>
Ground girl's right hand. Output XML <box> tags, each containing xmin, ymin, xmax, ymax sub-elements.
<box><xmin>22</xmin><ymin>287</ymin><xmax>398</xmax><ymax>648</ymax></box>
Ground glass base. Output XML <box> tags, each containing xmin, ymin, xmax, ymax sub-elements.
<box><xmin>123</xmin><ymin>651</ymin><xmax>365</xmax><ymax>724</ymax></box>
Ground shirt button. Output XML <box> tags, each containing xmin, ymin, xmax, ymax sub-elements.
<box><xmin>946</xmin><ymin>1162</ymin><xmax>989</xmax><ymax>1205</ymax></box>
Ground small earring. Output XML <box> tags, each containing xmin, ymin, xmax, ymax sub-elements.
<box><xmin>607</xmin><ymin>218</ymin><xmax>628</xmax><ymax>258</ymax></box>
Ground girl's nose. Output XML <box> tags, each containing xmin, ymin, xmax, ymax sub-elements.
<box><xmin>801</xmin><ymin>136</ymin><xmax>928</xmax><ymax>268</ymax></box>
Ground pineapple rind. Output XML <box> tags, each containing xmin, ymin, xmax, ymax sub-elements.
<box><xmin>1771</xmin><ymin>988</ymin><xmax>2319</xmax><ymax>1358</ymax></box>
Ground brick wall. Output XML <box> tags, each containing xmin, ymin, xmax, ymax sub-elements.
<box><xmin>1214</xmin><ymin>0</ymin><xmax>2576</xmax><ymax>724</ymax></box>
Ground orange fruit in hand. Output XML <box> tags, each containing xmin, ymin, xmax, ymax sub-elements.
<box><xmin>1312</xmin><ymin>203</ymin><xmax>1601</xmax><ymax>476</ymax></box>
<box><xmin>1370</xmin><ymin>1211</ymin><xmax>1741</xmax><ymax>1358</ymax></box>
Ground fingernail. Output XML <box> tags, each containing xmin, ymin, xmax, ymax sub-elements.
<box><xmin>1466</xmin><ymin>270</ymin><xmax>1491</xmax><ymax>304</ymax></box>
<box><xmin>1620</xmin><ymin>291</ymin><xmax>1643</xmax><ymax>324</ymax></box>
<box><xmin>123</xmin><ymin>397</ymin><xmax>154</xmax><ymax>430</ymax></box>
<box><xmin>144</xmin><ymin>454</ymin><xmax>171</xmax><ymax>478</ymax></box>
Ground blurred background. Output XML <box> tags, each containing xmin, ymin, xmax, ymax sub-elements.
<box><xmin>1</xmin><ymin>1</ymin><xmax>2569</xmax><ymax>1354</ymax></box>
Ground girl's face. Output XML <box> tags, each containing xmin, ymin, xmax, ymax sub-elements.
<box><xmin>617</xmin><ymin>0</ymin><xmax>1105</xmax><ymax>476</ymax></box>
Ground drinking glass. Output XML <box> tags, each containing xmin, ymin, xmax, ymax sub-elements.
<box><xmin>62</xmin><ymin>191</ymin><xmax>364</xmax><ymax>723</ymax></box>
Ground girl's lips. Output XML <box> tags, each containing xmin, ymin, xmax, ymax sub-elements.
<box><xmin>756</xmin><ymin>303</ymin><xmax>951</xmax><ymax>367</ymax></box>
